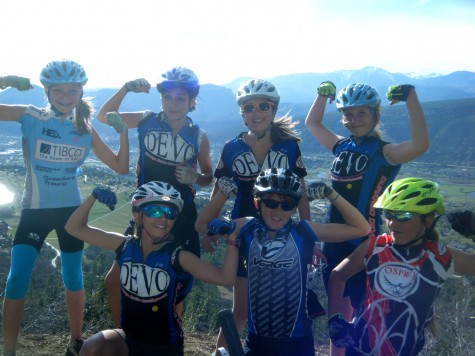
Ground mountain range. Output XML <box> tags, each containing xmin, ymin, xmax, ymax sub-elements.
<box><xmin>1</xmin><ymin>66</ymin><xmax>474</xmax><ymax>167</ymax></box>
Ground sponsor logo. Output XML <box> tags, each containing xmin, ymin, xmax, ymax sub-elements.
<box><xmin>375</xmin><ymin>262</ymin><xmax>418</xmax><ymax>298</ymax></box>
<box><xmin>36</xmin><ymin>140</ymin><xmax>85</xmax><ymax>163</ymax></box>
<box><xmin>120</xmin><ymin>262</ymin><xmax>171</xmax><ymax>299</ymax></box>
<box><xmin>144</xmin><ymin>132</ymin><xmax>195</xmax><ymax>163</ymax></box>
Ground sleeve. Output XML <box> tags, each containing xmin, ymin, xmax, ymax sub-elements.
<box><xmin>292</xmin><ymin>142</ymin><xmax>308</xmax><ymax>178</ymax></box>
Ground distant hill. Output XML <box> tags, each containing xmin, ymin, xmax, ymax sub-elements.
<box><xmin>1</xmin><ymin>67</ymin><xmax>474</xmax><ymax>167</ymax></box>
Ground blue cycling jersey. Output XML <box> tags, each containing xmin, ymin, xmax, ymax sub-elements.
<box><xmin>215</xmin><ymin>133</ymin><xmax>307</xmax><ymax>219</ymax></box>
<box><xmin>18</xmin><ymin>105</ymin><xmax>92</xmax><ymax>209</ymax></box>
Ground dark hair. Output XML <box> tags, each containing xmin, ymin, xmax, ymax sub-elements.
<box><xmin>270</xmin><ymin>114</ymin><xmax>301</xmax><ymax>143</ymax></box>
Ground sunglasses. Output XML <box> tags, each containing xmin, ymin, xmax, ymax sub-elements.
<box><xmin>142</xmin><ymin>205</ymin><xmax>178</xmax><ymax>220</ymax></box>
<box><xmin>241</xmin><ymin>102</ymin><xmax>274</xmax><ymax>113</ymax></box>
<box><xmin>261</xmin><ymin>199</ymin><xmax>297</xmax><ymax>212</ymax></box>
<box><xmin>384</xmin><ymin>210</ymin><xmax>414</xmax><ymax>222</ymax></box>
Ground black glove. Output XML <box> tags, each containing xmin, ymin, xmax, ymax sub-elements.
<box><xmin>386</xmin><ymin>84</ymin><xmax>415</xmax><ymax>103</ymax></box>
<box><xmin>447</xmin><ymin>210</ymin><xmax>475</xmax><ymax>238</ymax></box>
<box><xmin>306</xmin><ymin>181</ymin><xmax>333</xmax><ymax>201</ymax></box>
<box><xmin>92</xmin><ymin>187</ymin><xmax>117</xmax><ymax>211</ymax></box>
<box><xmin>328</xmin><ymin>313</ymin><xmax>356</xmax><ymax>348</ymax></box>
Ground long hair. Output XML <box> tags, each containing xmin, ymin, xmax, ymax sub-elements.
<box><xmin>74</xmin><ymin>98</ymin><xmax>94</xmax><ymax>134</ymax></box>
<box><xmin>270</xmin><ymin>114</ymin><xmax>302</xmax><ymax>144</ymax></box>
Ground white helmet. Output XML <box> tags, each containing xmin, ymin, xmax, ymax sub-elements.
<box><xmin>156</xmin><ymin>66</ymin><xmax>200</xmax><ymax>98</ymax></box>
<box><xmin>40</xmin><ymin>59</ymin><xmax>88</xmax><ymax>87</ymax></box>
<box><xmin>236</xmin><ymin>79</ymin><xmax>280</xmax><ymax>106</ymax></box>
<box><xmin>131</xmin><ymin>181</ymin><xmax>184</xmax><ymax>212</ymax></box>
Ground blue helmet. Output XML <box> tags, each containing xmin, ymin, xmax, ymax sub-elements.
<box><xmin>156</xmin><ymin>66</ymin><xmax>200</xmax><ymax>97</ymax></box>
<box><xmin>335</xmin><ymin>83</ymin><xmax>381</xmax><ymax>111</ymax></box>
<box><xmin>40</xmin><ymin>60</ymin><xmax>88</xmax><ymax>87</ymax></box>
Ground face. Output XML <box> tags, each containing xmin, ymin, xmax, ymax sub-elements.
<box><xmin>139</xmin><ymin>204</ymin><xmax>177</xmax><ymax>243</ymax></box>
<box><xmin>46</xmin><ymin>84</ymin><xmax>83</xmax><ymax>114</ymax></box>
<box><xmin>160</xmin><ymin>87</ymin><xmax>195</xmax><ymax>121</ymax></box>
<box><xmin>341</xmin><ymin>106</ymin><xmax>375</xmax><ymax>136</ymax></box>
<box><xmin>258</xmin><ymin>193</ymin><xmax>297</xmax><ymax>231</ymax></box>
<box><xmin>241</xmin><ymin>99</ymin><xmax>275</xmax><ymax>136</ymax></box>
<box><xmin>384</xmin><ymin>210</ymin><xmax>429</xmax><ymax>244</ymax></box>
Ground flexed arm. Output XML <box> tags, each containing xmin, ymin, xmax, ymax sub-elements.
<box><xmin>65</xmin><ymin>189</ymin><xmax>125</xmax><ymax>251</ymax></box>
<box><xmin>97</xmin><ymin>79</ymin><xmax>151</xmax><ymax>129</ymax></box>
<box><xmin>91</xmin><ymin>125</ymin><xmax>129</xmax><ymax>174</ymax></box>
<box><xmin>0</xmin><ymin>75</ymin><xmax>33</xmax><ymax>121</ymax></box>
<box><xmin>305</xmin><ymin>81</ymin><xmax>342</xmax><ymax>152</ymax></box>
<box><xmin>383</xmin><ymin>85</ymin><xmax>429</xmax><ymax>164</ymax></box>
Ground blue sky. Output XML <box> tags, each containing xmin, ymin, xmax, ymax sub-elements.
<box><xmin>2</xmin><ymin>0</ymin><xmax>474</xmax><ymax>88</ymax></box>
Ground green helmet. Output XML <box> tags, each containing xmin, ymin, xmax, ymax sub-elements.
<box><xmin>373</xmin><ymin>177</ymin><xmax>445</xmax><ymax>215</ymax></box>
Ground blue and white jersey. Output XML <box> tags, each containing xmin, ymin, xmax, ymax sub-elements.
<box><xmin>136</xmin><ymin>111</ymin><xmax>203</xmax><ymax>203</ymax></box>
<box><xmin>117</xmin><ymin>237</ymin><xmax>193</xmax><ymax>346</ymax></box>
<box><xmin>239</xmin><ymin>218</ymin><xmax>317</xmax><ymax>338</ymax></box>
<box><xmin>18</xmin><ymin>105</ymin><xmax>91</xmax><ymax>209</ymax></box>
<box><xmin>329</xmin><ymin>136</ymin><xmax>401</xmax><ymax>243</ymax></box>
<box><xmin>215</xmin><ymin>133</ymin><xmax>307</xmax><ymax>218</ymax></box>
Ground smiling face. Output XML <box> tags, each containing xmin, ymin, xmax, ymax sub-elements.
<box><xmin>139</xmin><ymin>204</ymin><xmax>177</xmax><ymax>244</ymax></box>
<box><xmin>46</xmin><ymin>84</ymin><xmax>82</xmax><ymax>115</ymax></box>
<box><xmin>258</xmin><ymin>193</ymin><xmax>297</xmax><ymax>232</ymax></box>
<box><xmin>241</xmin><ymin>98</ymin><xmax>275</xmax><ymax>136</ymax></box>
<box><xmin>341</xmin><ymin>106</ymin><xmax>376</xmax><ymax>137</ymax></box>
<box><xmin>160</xmin><ymin>87</ymin><xmax>195</xmax><ymax>121</ymax></box>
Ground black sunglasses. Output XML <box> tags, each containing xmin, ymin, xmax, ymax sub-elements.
<box><xmin>241</xmin><ymin>102</ymin><xmax>274</xmax><ymax>113</ymax></box>
<box><xmin>261</xmin><ymin>199</ymin><xmax>297</xmax><ymax>211</ymax></box>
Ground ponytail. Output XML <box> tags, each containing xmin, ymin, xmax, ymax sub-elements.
<box><xmin>74</xmin><ymin>98</ymin><xmax>94</xmax><ymax>134</ymax></box>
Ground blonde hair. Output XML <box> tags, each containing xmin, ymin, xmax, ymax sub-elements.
<box><xmin>74</xmin><ymin>98</ymin><xmax>94</xmax><ymax>135</ymax></box>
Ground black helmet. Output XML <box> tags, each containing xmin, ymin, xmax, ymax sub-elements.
<box><xmin>254</xmin><ymin>168</ymin><xmax>302</xmax><ymax>200</ymax></box>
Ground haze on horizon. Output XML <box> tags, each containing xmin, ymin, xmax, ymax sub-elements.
<box><xmin>1</xmin><ymin>0</ymin><xmax>474</xmax><ymax>88</ymax></box>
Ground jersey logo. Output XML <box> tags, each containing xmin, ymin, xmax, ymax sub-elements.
<box><xmin>120</xmin><ymin>262</ymin><xmax>171</xmax><ymax>299</ymax></box>
<box><xmin>252</xmin><ymin>237</ymin><xmax>294</xmax><ymax>269</ymax></box>
<box><xmin>42</xmin><ymin>127</ymin><xmax>61</xmax><ymax>139</ymax></box>
<box><xmin>331</xmin><ymin>150</ymin><xmax>369</xmax><ymax>179</ymax></box>
<box><xmin>36</xmin><ymin>140</ymin><xmax>86</xmax><ymax>163</ymax></box>
<box><xmin>233</xmin><ymin>151</ymin><xmax>289</xmax><ymax>177</ymax></box>
<box><xmin>144</xmin><ymin>131</ymin><xmax>195</xmax><ymax>163</ymax></box>
<box><xmin>375</xmin><ymin>262</ymin><xmax>418</xmax><ymax>298</ymax></box>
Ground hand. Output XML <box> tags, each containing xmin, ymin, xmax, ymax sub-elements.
<box><xmin>106</xmin><ymin>112</ymin><xmax>127</xmax><ymax>133</ymax></box>
<box><xmin>218</xmin><ymin>177</ymin><xmax>238</xmax><ymax>199</ymax></box>
<box><xmin>312</xmin><ymin>244</ymin><xmax>327</xmax><ymax>266</ymax></box>
<box><xmin>125</xmin><ymin>78</ymin><xmax>151</xmax><ymax>93</ymax></box>
<box><xmin>201</xmin><ymin>234</ymin><xmax>220</xmax><ymax>253</ymax></box>
<box><xmin>328</xmin><ymin>313</ymin><xmax>356</xmax><ymax>348</ymax></box>
<box><xmin>207</xmin><ymin>218</ymin><xmax>237</xmax><ymax>236</ymax></box>
<box><xmin>306</xmin><ymin>181</ymin><xmax>332</xmax><ymax>201</ymax></box>
<box><xmin>386</xmin><ymin>84</ymin><xmax>415</xmax><ymax>104</ymax></box>
<box><xmin>92</xmin><ymin>187</ymin><xmax>117</xmax><ymax>211</ymax></box>
<box><xmin>175</xmin><ymin>163</ymin><xmax>199</xmax><ymax>185</ymax></box>
<box><xmin>0</xmin><ymin>75</ymin><xmax>33</xmax><ymax>91</ymax></box>
<box><xmin>447</xmin><ymin>210</ymin><xmax>475</xmax><ymax>238</ymax></box>
<box><xmin>317</xmin><ymin>81</ymin><xmax>336</xmax><ymax>103</ymax></box>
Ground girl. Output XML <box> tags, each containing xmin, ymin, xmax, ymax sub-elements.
<box><xmin>0</xmin><ymin>60</ymin><xmax>129</xmax><ymax>356</ymax></box>
<box><xmin>327</xmin><ymin>177</ymin><xmax>475</xmax><ymax>355</ymax></box>
<box><xmin>65</xmin><ymin>181</ymin><xmax>238</xmax><ymax>355</ymax></box>
<box><xmin>96</xmin><ymin>67</ymin><xmax>213</xmax><ymax>326</ymax></box>
<box><xmin>204</xmin><ymin>79</ymin><xmax>312</xmax><ymax>354</ymax></box>
<box><xmin>305</xmin><ymin>81</ymin><xmax>429</xmax><ymax>355</ymax></box>
<box><xmin>196</xmin><ymin>168</ymin><xmax>370</xmax><ymax>355</ymax></box>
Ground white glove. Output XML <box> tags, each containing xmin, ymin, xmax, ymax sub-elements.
<box><xmin>125</xmin><ymin>78</ymin><xmax>151</xmax><ymax>93</ymax></box>
<box><xmin>106</xmin><ymin>112</ymin><xmax>127</xmax><ymax>133</ymax></box>
<box><xmin>175</xmin><ymin>163</ymin><xmax>199</xmax><ymax>185</ymax></box>
<box><xmin>218</xmin><ymin>177</ymin><xmax>237</xmax><ymax>199</ymax></box>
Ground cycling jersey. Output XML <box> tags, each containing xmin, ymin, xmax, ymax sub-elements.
<box><xmin>351</xmin><ymin>234</ymin><xmax>454</xmax><ymax>355</ymax></box>
<box><xmin>117</xmin><ymin>237</ymin><xmax>192</xmax><ymax>347</ymax></box>
<box><xmin>18</xmin><ymin>105</ymin><xmax>91</xmax><ymax>209</ymax></box>
<box><xmin>215</xmin><ymin>133</ymin><xmax>307</xmax><ymax>219</ymax></box>
<box><xmin>239</xmin><ymin>218</ymin><xmax>317</xmax><ymax>341</ymax></box>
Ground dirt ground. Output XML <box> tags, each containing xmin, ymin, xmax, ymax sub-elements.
<box><xmin>2</xmin><ymin>332</ymin><xmax>331</xmax><ymax>355</ymax></box>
